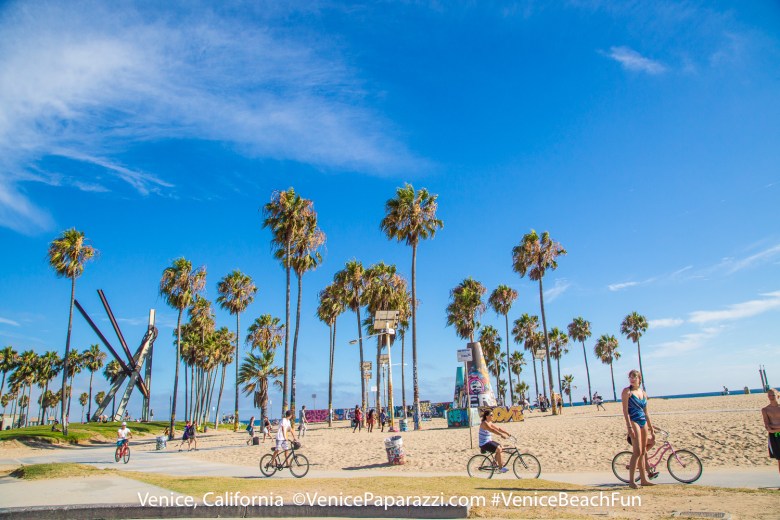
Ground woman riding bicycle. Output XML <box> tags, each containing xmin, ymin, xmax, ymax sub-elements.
<box><xmin>478</xmin><ymin>409</ymin><xmax>511</xmax><ymax>473</ymax></box>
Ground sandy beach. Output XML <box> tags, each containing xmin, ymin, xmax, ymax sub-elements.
<box><xmin>110</xmin><ymin>393</ymin><xmax>777</xmax><ymax>474</ymax></box>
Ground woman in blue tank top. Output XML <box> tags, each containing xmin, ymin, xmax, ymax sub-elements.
<box><xmin>621</xmin><ymin>370</ymin><xmax>656</xmax><ymax>488</ymax></box>
<box><xmin>478</xmin><ymin>409</ymin><xmax>511</xmax><ymax>473</ymax></box>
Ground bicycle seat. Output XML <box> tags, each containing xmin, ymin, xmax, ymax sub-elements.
<box><xmin>480</xmin><ymin>447</ymin><xmax>488</xmax><ymax>454</ymax></box>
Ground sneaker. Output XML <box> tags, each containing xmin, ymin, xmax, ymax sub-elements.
<box><xmin>648</xmin><ymin>470</ymin><xmax>658</xmax><ymax>480</ymax></box>
<box><xmin>498</xmin><ymin>467</ymin><xmax>509</xmax><ymax>474</ymax></box>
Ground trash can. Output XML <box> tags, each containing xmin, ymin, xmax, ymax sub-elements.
<box><xmin>399</xmin><ymin>419</ymin><xmax>409</xmax><ymax>432</ymax></box>
<box><xmin>252</xmin><ymin>436</ymin><xmax>260</xmax><ymax>446</ymax></box>
<box><xmin>156</xmin><ymin>436</ymin><xmax>167</xmax><ymax>450</ymax></box>
<box><xmin>384</xmin><ymin>435</ymin><xmax>405</xmax><ymax>465</ymax></box>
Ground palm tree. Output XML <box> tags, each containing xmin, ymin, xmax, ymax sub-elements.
<box><xmin>102</xmin><ymin>360</ymin><xmax>121</xmax><ymax>418</ymax></box>
<box><xmin>445</xmin><ymin>277</ymin><xmax>487</xmax><ymax>342</ymax></box>
<box><xmin>512</xmin><ymin>229</ymin><xmax>566</xmax><ymax>415</ymax></box>
<box><xmin>561</xmin><ymin>375</ymin><xmax>575</xmax><ymax>406</ymax></box>
<box><xmin>594</xmin><ymin>334</ymin><xmax>621</xmax><ymax>401</ymax></box>
<box><xmin>94</xmin><ymin>390</ymin><xmax>106</xmax><ymax>414</ymax></box>
<box><xmin>478</xmin><ymin>325</ymin><xmax>502</xmax><ymax>405</ymax></box>
<box><xmin>509</xmin><ymin>351</ymin><xmax>526</xmax><ymax>404</ymax></box>
<box><xmin>317</xmin><ymin>283</ymin><xmax>346</xmax><ymax>427</ymax></box>
<box><xmin>64</xmin><ymin>350</ymin><xmax>83</xmax><ymax>422</ymax></box>
<box><xmin>0</xmin><ymin>346</ymin><xmax>19</xmax><ymax>399</ymax></box>
<box><xmin>488</xmin><ymin>285</ymin><xmax>519</xmax><ymax>406</ymax></box>
<box><xmin>10</xmin><ymin>350</ymin><xmax>37</xmax><ymax>426</ymax></box>
<box><xmin>245</xmin><ymin>315</ymin><xmax>284</xmax><ymax>425</ymax></box>
<box><xmin>216</xmin><ymin>270</ymin><xmax>257</xmax><ymax>431</ymax></box>
<box><xmin>380</xmin><ymin>183</ymin><xmax>443</xmax><ymax>429</ymax></box>
<box><xmin>262</xmin><ymin>187</ymin><xmax>313</xmax><ymax>416</ymax></box>
<box><xmin>283</xmin><ymin>210</ymin><xmax>325</xmax><ymax>417</ymax></box>
<box><xmin>621</xmin><ymin>312</ymin><xmax>648</xmax><ymax>391</ymax></box>
<box><xmin>48</xmin><ymin>228</ymin><xmax>97</xmax><ymax>434</ymax></box>
<box><xmin>211</xmin><ymin>326</ymin><xmax>235</xmax><ymax>429</ymax></box>
<box><xmin>34</xmin><ymin>351</ymin><xmax>61</xmax><ymax>425</ymax></box>
<box><xmin>333</xmin><ymin>260</ymin><xmax>368</xmax><ymax>414</ymax></box>
<box><xmin>512</xmin><ymin>314</ymin><xmax>540</xmax><ymax>399</ymax></box>
<box><xmin>79</xmin><ymin>392</ymin><xmax>89</xmax><ymax>422</ymax></box>
<box><xmin>160</xmin><ymin>257</ymin><xmax>206</xmax><ymax>438</ymax></box>
<box><xmin>567</xmin><ymin>317</ymin><xmax>593</xmax><ymax>403</ymax></box>
<box><xmin>514</xmin><ymin>381</ymin><xmax>530</xmax><ymax>402</ymax></box>
<box><xmin>548</xmin><ymin>327</ymin><xmax>569</xmax><ymax>399</ymax></box>
<box><xmin>81</xmin><ymin>344</ymin><xmax>105</xmax><ymax>421</ymax></box>
<box><xmin>186</xmin><ymin>295</ymin><xmax>216</xmax><ymax>421</ymax></box>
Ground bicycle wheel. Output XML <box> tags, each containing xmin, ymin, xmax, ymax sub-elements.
<box><xmin>667</xmin><ymin>449</ymin><xmax>702</xmax><ymax>484</ymax></box>
<box><xmin>123</xmin><ymin>446</ymin><xmax>130</xmax><ymax>464</ymax></box>
<box><xmin>114</xmin><ymin>446</ymin><xmax>121</xmax><ymax>463</ymax></box>
<box><xmin>259</xmin><ymin>454</ymin><xmax>277</xmax><ymax>477</ymax></box>
<box><xmin>513</xmin><ymin>453</ymin><xmax>541</xmax><ymax>479</ymax></box>
<box><xmin>289</xmin><ymin>453</ymin><xmax>310</xmax><ymax>478</ymax></box>
<box><xmin>611</xmin><ymin>451</ymin><xmax>636</xmax><ymax>483</ymax></box>
<box><xmin>466</xmin><ymin>454</ymin><xmax>495</xmax><ymax>479</ymax></box>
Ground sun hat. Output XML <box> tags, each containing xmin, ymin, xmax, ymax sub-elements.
<box><xmin>122</xmin><ymin>421</ymin><xmax>127</xmax><ymax>426</ymax></box>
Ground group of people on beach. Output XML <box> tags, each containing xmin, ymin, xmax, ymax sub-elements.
<box><xmin>477</xmin><ymin>368</ymin><xmax>780</xmax><ymax>483</ymax></box>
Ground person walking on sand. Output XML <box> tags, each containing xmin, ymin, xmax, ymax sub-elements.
<box><xmin>246</xmin><ymin>416</ymin><xmax>256</xmax><ymax>445</ymax></box>
<box><xmin>622</xmin><ymin>370</ymin><xmax>656</xmax><ymax>489</ymax></box>
<box><xmin>761</xmin><ymin>388</ymin><xmax>780</xmax><ymax>476</ymax></box>
<box><xmin>478</xmin><ymin>409</ymin><xmax>511</xmax><ymax>473</ymax></box>
<box><xmin>379</xmin><ymin>408</ymin><xmax>387</xmax><ymax>432</ymax></box>
<box><xmin>366</xmin><ymin>408</ymin><xmax>375</xmax><ymax>433</ymax></box>
<box><xmin>262</xmin><ymin>417</ymin><xmax>272</xmax><ymax>442</ymax></box>
<box><xmin>298</xmin><ymin>406</ymin><xmax>308</xmax><ymax>437</ymax></box>
<box><xmin>352</xmin><ymin>405</ymin><xmax>363</xmax><ymax>433</ymax></box>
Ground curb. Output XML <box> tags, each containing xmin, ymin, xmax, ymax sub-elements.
<box><xmin>0</xmin><ymin>503</ymin><xmax>469</xmax><ymax>519</ymax></box>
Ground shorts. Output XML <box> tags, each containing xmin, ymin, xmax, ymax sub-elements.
<box><xmin>276</xmin><ymin>439</ymin><xmax>290</xmax><ymax>451</ymax></box>
<box><xmin>769</xmin><ymin>433</ymin><xmax>780</xmax><ymax>460</ymax></box>
<box><xmin>479</xmin><ymin>441</ymin><xmax>500</xmax><ymax>454</ymax></box>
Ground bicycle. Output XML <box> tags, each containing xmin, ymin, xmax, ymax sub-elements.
<box><xmin>467</xmin><ymin>436</ymin><xmax>541</xmax><ymax>479</ymax></box>
<box><xmin>259</xmin><ymin>441</ymin><xmax>309</xmax><ymax>478</ymax></box>
<box><xmin>612</xmin><ymin>427</ymin><xmax>702</xmax><ymax>484</ymax></box>
<box><xmin>115</xmin><ymin>440</ymin><xmax>131</xmax><ymax>464</ymax></box>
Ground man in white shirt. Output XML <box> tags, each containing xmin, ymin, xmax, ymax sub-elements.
<box><xmin>271</xmin><ymin>410</ymin><xmax>297</xmax><ymax>466</ymax></box>
<box><xmin>117</xmin><ymin>421</ymin><xmax>132</xmax><ymax>447</ymax></box>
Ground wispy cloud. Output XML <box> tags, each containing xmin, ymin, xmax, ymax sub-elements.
<box><xmin>648</xmin><ymin>318</ymin><xmax>684</xmax><ymax>329</ymax></box>
<box><xmin>604</xmin><ymin>46</ymin><xmax>666</xmax><ymax>74</ymax></box>
<box><xmin>0</xmin><ymin>317</ymin><xmax>21</xmax><ymax>327</ymax></box>
<box><xmin>689</xmin><ymin>291</ymin><xmax>780</xmax><ymax>324</ymax></box>
<box><xmin>544</xmin><ymin>279</ymin><xmax>571</xmax><ymax>303</ymax></box>
<box><xmin>710</xmin><ymin>244</ymin><xmax>780</xmax><ymax>276</ymax></box>
<box><xmin>0</xmin><ymin>1</ymin><xmax>423</xmax><ymax>234</ymax></box>
<box><xmin>647</xmin><ymin>326</ymin><xmax>722</xmax><ymax>359</ymax></box>
<box><xmin>608</xmin><ymin>281</ymin><xmax>641</xmax><ymax>292</ymax></box>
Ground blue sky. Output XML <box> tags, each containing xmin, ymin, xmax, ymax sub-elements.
<box><xmin>1</xmin><ymin>1</ymin><xmax>778</xmax><ymax>419</ymax></box>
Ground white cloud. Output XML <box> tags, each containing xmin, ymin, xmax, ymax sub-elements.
<box><xmin>544</xmin><ymin>279</ymin><xmax>571</xmax><ymax>302</ymax></box>
<box><xmin>608</xmin><ymin>281</ymin><xmax>640</xmax><ymax>292</ymax></box>
<box><xmin>647</xmin><ymin>326</ymin><xmax>722</xmax><ymax>359</ymax></box>
<box><xmin>0</xmin><ymin>317</ymin><xmax>21</xmax><ymax>327</ymax></box>
<box><xmin>0</xmin><ymin>1</ymin><xmax>423</xmax><ymax>233</ymax></box>
<box><xmin>688</xmin><ymin>291</ymin><xmax>780</xmax><ymax>324</ymax></box>
<box><xmin>713</xmin><ymin>244</ymin><xmax>780</xmax><ymax>275</ymax></box>
<box><xmin>648</xmin><ymin>318</ymin><xmax>684</xmax><ymax>329</ymax></box>
<box><xmin>604</xmin><ymin>46</ymin><xmax>667</xmax><ymax>74</ymax></box>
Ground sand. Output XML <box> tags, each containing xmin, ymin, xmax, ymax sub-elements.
<box><xmin>129</xmin><ymin>393</ymin><xmax>777</xmax><ymax>474</ymax></box>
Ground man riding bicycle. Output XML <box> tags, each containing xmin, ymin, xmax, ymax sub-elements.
<box><xmin>117</xmin><ymin>421</ymin><xmax>132</xmax><ymax>448</ymax></box>
<box><xmin>271</xmin><ymin>409</ymin><xmax>298</xmax><ymax>467</ymax></box>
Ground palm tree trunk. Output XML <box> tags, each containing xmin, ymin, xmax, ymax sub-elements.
<box><xmin>214</xmin><ymin>364</ymin><xmax>227</xmax><ymax>430</ymax></box>
<box><xmin>401</xmin><ymin>331</ymin><xmax>407</xmax><ymax>419</ymax></box>
<box><xmin>531</xmin><ymin>356</ymin><xmax>539</xmax><ymax>401</ymax></box>
<box><xmin>411</xmin><ymin>243</ymin><xmax>421</xmax><ymax>429</ymax></box>
<box><xmin>637</xmin><ymin>340</ymin><xmax>646</xmax><ymax>392</ymax></box>
<box><xmin>234</xmin><ymin>313</ymin><xmax>241</xmax><ymax>431</ymax></box>
<box><xmin>184</xmin><ymin>364</ymin><xmax>189</xmax><ymax>422</ymax></box>
<box><xmin>328</xmin><ymin>323</ymin><xmax>334</xmax><ymax>427</ymax></box>
<box><xmin>290</xmin><ymin>273</ymin><xmax>303</xmax><ymax>418</ymax></box>
<box><xmin>538</xmin><ymin>279</ymin><xmax>557</xmax><ymax>415</ymax></box>
<box><xmin>556</xmin><ymin>358</ymin><xmax>562</xmax><ymax>399</ymax></box>
<box><xmin>87</xmin><ymin>371</ymin><xmax>94</xmax><ymax>421</ymax></box>
<box><xmin>376</xmin><ymin>337</ymin><xmax>381</xmax><ymax>413</ymax></box>
<box><xmin>169</xmin><ymin>310</ymin><xmax>183</xmax><ymax>440</ymax></box>
<box><xmin>61</xmin><ymin>276</ymin><xmax>76</xmax><ymax>435</ymax></box>
<box><xmin>540</xmin><ymin>361</ymin><xmax>547</xmax><ymax>399</ymax></box>
<box><xmin>504</xmin><ymin>314</ymin><xmax>513</xmax><ymax>406</ymax></box>
<box><xmin>66</xmin><ymin>375</ymin><xmax>74</xmax><ymax>424</ymax></box>
<box><xmin>356</xmin><ymin>307</ymin><xmax>366</xmax><ymax>420</ymax></box>
<box><xmin>582</xmin><ymin>341</ymin><xmax>592</xmax><ymax>404</ymax></box>
<box><xmin>282</xmin><ymin>240</ymin><xmax>291</xmax><ymax>415</ymax></box>
<box><xmin>609</xmin><ymin>362</ymin><xmax>617</xmax><ymax>401</ymax></box>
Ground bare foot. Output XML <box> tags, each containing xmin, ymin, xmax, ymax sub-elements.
<box><xmin>640</xmin><ymin>481</ymin><xmax>656</xmax><ymax>486</ymax></box>
<box><xmin>628</xmin><ymin>483</ymin><xmax>640</xmax><ymax>489</ymax></box>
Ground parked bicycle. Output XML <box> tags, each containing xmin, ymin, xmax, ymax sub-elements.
<box><xmin>612</xmin><ymin>427</ymin><xmax>702</xmax><ymax>484</ymax></box>
<box><xmin>115</xmin><ymin>440</ymin><xmax>131</xmax><ymax>464</ymax></box>
<box><xmin>259</xmin><ymin>441</ymin><xmax>309</xmax><ymax>478</ymax></box>
<box><xmin>467</xmin><ymin>435</ymin><xmax>541</xmax><ymax>479</ymax></box>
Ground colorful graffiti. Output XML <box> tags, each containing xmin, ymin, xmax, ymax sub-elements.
<box><xmin>446</xmin><ymin>408</ymin><xmax>479</xmax><ymax>427</ymax></box>
<box><xmin>446</xmin><ymin>406</ymin><xmax>523</xmax><ymax>427</ymax></box>
<box><xmin>490</xmin><ymin>406</ymin><xmax>524</xmax><ymax>423</ymax></box>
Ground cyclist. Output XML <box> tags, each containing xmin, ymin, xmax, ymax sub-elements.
<box><xmin>270</xmin><ymin>409</ymin><xmax>297</xmax><ymax>467</ymax></box>
<box><xmin>622</xmin><ymin>369</ymin><xmax>655</xmax><ymax>488</ymax></box>
<box><xmin>478</xmin><ymin>409</ymin><xmax>511</xmax><ymax>473</ymax></box>
<box><xmin>117</xmin><ymin>421</ymin><xmax>132</xmax><ymax>451</ymax></box>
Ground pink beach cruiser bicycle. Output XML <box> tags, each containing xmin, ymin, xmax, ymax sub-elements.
<box><xmin>612</xmin><ymin>427</ymin><xmax>702</xmax><ymax>484</ymax></box>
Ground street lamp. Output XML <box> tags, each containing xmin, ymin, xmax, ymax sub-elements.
<box><xmin>373</xmin><ymin>310</ymin><xmax>400</xmax><ymax>431</ymax></box>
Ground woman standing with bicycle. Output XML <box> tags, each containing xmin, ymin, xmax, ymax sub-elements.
<box><xmin>479</xmin><ymin>409</ymin><xmax>511</xmax><ymax>473</ymax></box>
<box><xmin>622</xmin><ymin>370</ymin><xmax>655</xmax><ymax>488</ymax></box>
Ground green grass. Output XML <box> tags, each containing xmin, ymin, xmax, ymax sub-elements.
<box><xmin>0</xmin><ymin>421</ymin><xmax>183</xmax><ymax>445</ymax></box>
<box><xmin>9</xmin><ymin>463</ymin><xmax>108</xmax><ymax>479</ymax></box>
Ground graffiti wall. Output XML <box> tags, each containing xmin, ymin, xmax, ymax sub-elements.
<box><xmin>446</xmin><ymin>406</ymin><xmax>523</xmax><ymax>428</ymax></box>
<box><xmin>302</xmin><ymin>408</ymin><xmax>352</xmax><ymax>423</ymax></box>
<box><xmin>446</xmin><ymin>407</ymin><xmax>479</xmax><ymax>427</ymax></box>
<box><xmin>466</xmin><ymin>341</ymin><xmax>497</xmax><ymax>407</ymax></box>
